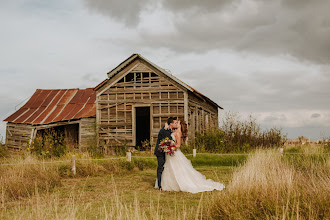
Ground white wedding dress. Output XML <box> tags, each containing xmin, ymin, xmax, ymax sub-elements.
<box><xmin>155</xmin><ymin>134</ymin><xmax>225</xmax><ymax>193</ymax></box>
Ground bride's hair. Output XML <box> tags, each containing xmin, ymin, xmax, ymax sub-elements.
<box><xmin>181</xmin><ymin>121</ymin><xmax>188</xmax><ymax>142</ymax></box>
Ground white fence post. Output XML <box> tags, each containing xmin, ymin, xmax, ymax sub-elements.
<box><xmin>193</xmin><ymin>149</ymin><xmax>197</xmax><ymax>157</ymax></box>
<box><xmin>126</xmin><ymin>152</ymin><xmax>131</xmax><ymax>162</ymax></box>
<box><xmin>278</xmin><ymin>148</ymin><xmax>284</xmax><ymax>156</ymax></box>
<box><xmin>71</xmin><ymin>155</ymin><xmax>76</xmax><ymax>175</ymax></box>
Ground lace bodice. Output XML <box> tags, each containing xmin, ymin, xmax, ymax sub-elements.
<box><xmin>171</xmin><ymin>133</ymin><xmax>176</xmax><ymax>142</ymax></box>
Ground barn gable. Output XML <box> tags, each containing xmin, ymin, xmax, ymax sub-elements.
<box><xmin>95</xmin><ymin>54</ymin><xmax>188</xmax><ymax>96</ymax></box>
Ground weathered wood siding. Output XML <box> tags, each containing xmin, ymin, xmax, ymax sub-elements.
<box><xmin>187</xmin><ymin>92</ymin><xmax>218</xmax><ymax>140</ymax></box>
<box><xmin>79</xmin><ymin>118</ymin><xmax>96</xmax><ymax>148</ymax></box>
<box><xmin>5</xmin><ymin>123</ymin><xmax>34</xmax><ymax>149</ymax></box>
<box><xmin>97</xmin><ymin>61</ymin><xmax>185</xmax><ymax>147</ymax></box>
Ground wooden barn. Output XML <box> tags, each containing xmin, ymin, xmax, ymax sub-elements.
<box><xmin>95</xmin><ymin>54</ymin><xmax>222</xmax><ymax>148</ymax></box>
<box><xmin>3</xmin><ymin>54</ymin><xmax>222</xmax><ymax>150</ymax></box>
<box><xmin>4</xmin><ymin>88</ymin><xmax>96</xmax><ymax>149</ymax></box>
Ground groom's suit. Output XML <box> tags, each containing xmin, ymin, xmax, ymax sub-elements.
<box><xmin>154</xmin><ymin>126</ymin><xmax>173</xmax><ymax>189</ymax></box>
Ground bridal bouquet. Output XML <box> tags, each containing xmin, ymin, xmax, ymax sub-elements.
<box><xmin>159</xmin><ymin>137</ymin><xmax>177</xmax><ymax>156</ymax></box>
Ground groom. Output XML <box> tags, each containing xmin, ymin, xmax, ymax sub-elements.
<box><xmin>154</xmin><ymin>117</ymin><xmax>178</xmax><ymax>190</ymax></box>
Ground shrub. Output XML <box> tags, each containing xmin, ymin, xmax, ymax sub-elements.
<box><xmin>86</xmin><ymin>135</ymin><xmax>104</xmax><ymax>158</ymax></box>
<box><xmin>28</xmin><ymin>129</ymin><xmax>67</xmax><ymax>158</ymax></box>
<box><xmin>194</xmin><ymin>128</ymin><xmax>226</xmax><ymax>153</ymax></box>
<box><xmin>190</xmin><ymin>112</ymin><xmax>286</xmax><ymax>153</ymax></box>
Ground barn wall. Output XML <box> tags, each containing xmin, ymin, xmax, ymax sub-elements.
<box><xmin>97</xmin><ymin>61</ymin><xmax>185</xmax><ymax>147</ymax></box>
<box><xmin>188</xmin><ymin>92</ymin><xmax>218</xmax><ymax>140</ymax></box>
<box><xmin>5</xmin><ymin>123</ymin><xmax>34</xmax><ymax>149</ymax></box>
<box><xmin>79</xmin><ymin>118</ymin><xmax>96</xmax><ymax>149</ymax></box>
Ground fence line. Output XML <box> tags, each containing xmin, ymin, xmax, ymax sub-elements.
<box><xmin>77</xmin><ymin>157</ymin><xmax>126</xmax><ymax>161</ymax></box>
<box><xmin>0</xmin><ymin>160</ymin><xmax>70</xmax><ymax>166</ymax></box>
<box><xmin>0</xmin><ymin>151</ymin><xmax>328</xmax><ymax>167</ymax></box>
<box><xmin>192</xmin><ymin>153</ymin><xmax>250</xmax><ymax>156</ymax></box>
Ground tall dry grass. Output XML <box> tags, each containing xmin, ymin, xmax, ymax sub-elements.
<box><xmin>207</xmin><ymin>146</ymin><xmax>330</xmax><ymax>219</ymax></box>
<box><xmin>0</xmin><ymin>155</ymin><xmax>61</xmax><ymax>203</ymax></box>
<box><xmin>0</xmin><ymin>152</ymin><xmax>157</xmax><ymax>205</ymax></box>
<box><xmin>0</xmin><ymin>174</ymin><xmax>204</xmax><ymax>219</ymax></box>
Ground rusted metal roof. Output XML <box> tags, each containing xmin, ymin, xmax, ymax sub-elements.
<box><xmin>95</xmin><ymin>54</ymin><xmax>223</xmax><ymax>109</ymax></box>
<box><xmin>4</xmin><ymin>88</ymin><xmax>96</xmax><ymax>125</ymax></box>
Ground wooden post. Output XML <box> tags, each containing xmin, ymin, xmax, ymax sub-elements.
<box><xmin>278</xmin><ymin>148</ymin><xmax>284</xmax><ymax>156</ymax></box>
<box><xmin>71</xmin><ymin>155</ymin><xmax>76</xmax><ymax>175</ymax></box>
<box><xmin>193</xmin><ymin>149</ymin><xmax>197</xmax><ymax>157</ymax></box>
<box><xmin>126</xmin><ymin>151</ymin><xmax>131</xmax><ymax>162</ymax></box>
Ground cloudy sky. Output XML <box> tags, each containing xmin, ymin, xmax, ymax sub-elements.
<box><xmin>1</xmin><ymin>0</ymin><xmax>329</xmax><ymax>141</ymax></box>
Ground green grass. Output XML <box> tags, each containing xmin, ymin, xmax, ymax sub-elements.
<box><xmin>188</xmin><ymin>153</ymin><xmax>248</xmax><ymax>167</ymax></box>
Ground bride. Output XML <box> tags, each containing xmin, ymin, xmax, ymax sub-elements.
<box><xmin>155</xmin><ymin>121</ymin><xmax>225</xmax><ymax>193</ymax></box>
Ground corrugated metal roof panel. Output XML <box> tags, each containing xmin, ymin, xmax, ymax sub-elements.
<box><xmin>69</xmin><ymin>90</ymin><xmax>83</xmax><ymax>104</ymax></box>
<box><xmin>22</xmin><ymin>90</ymin><xmax>42</xmax><ymax>109</ymax></box>
<box><xmin>4</xmin><ymin>88</ymin><xmax>96</xmax><ymax>125</ymax></box>
<box><xmin>53</xmin><ymin>103</ymin><xmax>75</xmax><ymax>122</ymax></box>
<box><xmin>33</xmin><ymin>90</ymin><xmax>52</xmax><ymax>108</ymax></box>
<box><xmin>4</xmin><ymin>108</ymin><xmax>28</xmax><ymax>123</ymax></box>
<box><xmin>41</xmin><ymin>105</ymin><xmax>65</xmax><ymax>124</ymax></box>
<box><xmin>41</xmin><ymin>90</ymin><xmax>59</xmax><ymax>107</ymax></box>
<box><xmin>62</xmin><ymin>104</ymin><xmax>84</xmax><ymax>120</ymax></box>
<box><xmin>32</xmin><ymin>90</ymin><xmax>66</xmax><ymax>124</ymax></box>
<box><xmin>24</xmin><ymin>106</ymin><xmax>46</xmax><ymax>124</ymax></box>
<box><xmin>15</xmin><ymin>108</ymin><xmax>37</xmax><ymax>123</ymax></box>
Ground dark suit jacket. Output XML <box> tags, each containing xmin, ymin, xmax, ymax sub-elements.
<box><xmin>154</xmin><ymin>126</ymin><xmax>173</xmax><ymax>157</ymax></box>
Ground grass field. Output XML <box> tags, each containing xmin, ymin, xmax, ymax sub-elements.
<box><xmin>1</xmin><ymin>144</ymin><xmax>329</xmax><ymax>219</ymax></box>
<box><xmin>1</xmin><ymin>160</ymin><xmax>235</xmax><ymax>219</ymax></box>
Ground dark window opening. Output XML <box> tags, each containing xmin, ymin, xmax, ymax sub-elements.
<box><xmin>36</xmin><ymin>124</ymin><xmax>79</xmax><ymax>147</ymax></box>
<box><xmin>125</xmin><ymin>72</ymin><xmax>134</xmax><ymax>82</ymax></box>
<box><xmin>136</xmin><ymin>72</ymin><xmax>141</xmax><ymax>81</ymax></box>
<box><xmin>135</xmin><ymin>107</ymin><xmax>150</xmax><ymax>149</ymax></box>
<box><xmin>151</xmin><ymin>72</ymin><xmax>157</xmax><ymax>77</ymax></box>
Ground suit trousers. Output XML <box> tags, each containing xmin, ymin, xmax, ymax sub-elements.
<box><xmin>156</xmin><ymin>156</ymin><xmax>165</xmax><ymax>188</ymax></box>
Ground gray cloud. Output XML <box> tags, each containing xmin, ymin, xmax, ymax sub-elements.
<box><xmin>85</xmin><ymin>0</ymin><xmax>330</xmax><ymax>64</ymax></box>
<box><xmin>311</xmin><ymin>113</ymin><xmax>321</xmax><ymax>118</ymax></box>
<box><xmin>178</xmin><ymin>62</ymin><xmax>330</xmax><ymax>113</ymax></box>
<box><xmin>264</xmin><ymin>115</ymin><xmax>287</xmax><ymax>124</ymax></box>
<box><xmin>162</xmin><ymin>0</ymin><xmax>231</xmax><ymax>12</ymax></box>
<box><xmin>82</xmin><ymin>0</ymin><xmax>153</xmax><ymax>26</ymax></box>
<box><xmin>82</xmin><ymin>73</ymin><xmax>104</xmax><ymax>84</ymax></box>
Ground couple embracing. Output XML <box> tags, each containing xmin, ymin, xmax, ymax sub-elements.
<box><xmin>154</xmin><ymin>117</ymin><xmax>225</xmax><ymax>193</ymax></box>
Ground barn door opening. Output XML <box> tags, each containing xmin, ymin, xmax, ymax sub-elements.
<box><xmin>135</xmin><ymin>107</ymin><xmax>150</xmax><ymax>148</ymax></box>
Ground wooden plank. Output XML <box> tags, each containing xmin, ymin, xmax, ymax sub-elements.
<box><xmin>132</xmin><ymin>62</ymin><xmax>153</xmax><ymax>72</ymax></box>
<box><xmin>99</xmin><ymin>135</ymin><xmax>133</xmax><ymax>140</ymax></box>
<box><xmin>132</xmin><ymin>106</ymin><xmax>136</xmax><ymax>146</ymax></box>
<box><xmin>150</xmin><ymin>104</ymin><xmax>154</xmax><ymax>144</ymax></box>
<box><xmin>98</xmin><ymin>99</ymin><xmax>184</xmax><ymax>104</ymax></box>
<box><xmin>184</xmin><ymin>92</ymin><xmax>189</xmax><ymax>123</ymax></box>
<box><xmin>152</xmin><ymin>113</ymin><xmax>184</xmax><ymax>117</ymax></box>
